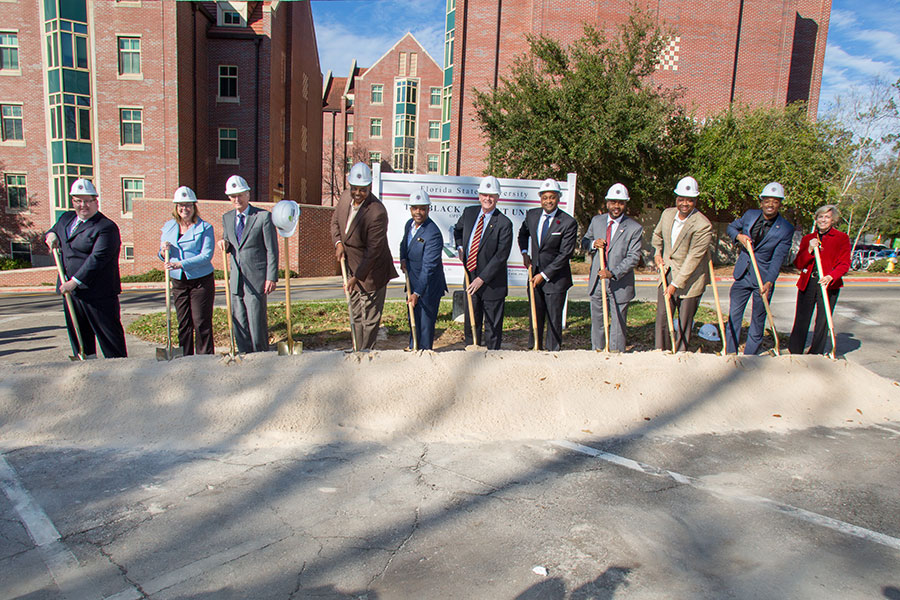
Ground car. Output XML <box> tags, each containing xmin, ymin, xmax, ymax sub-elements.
<box><xmin>851</xmin><ymin>249</ymin><xmax>879</xmax><ymax>270</ymax></box>
<box><xmin>865</xmin><ymin>249</ymin><xmax>898</xmax><ymax>269</ymax></box>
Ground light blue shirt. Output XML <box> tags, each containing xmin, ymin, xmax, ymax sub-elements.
<box><xmin>159</xmin><ymin>218</ymin><xmax>215</xmax><ymax>280</ymax></box>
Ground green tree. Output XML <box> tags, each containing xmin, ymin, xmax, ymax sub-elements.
<box><xmin>473</xmin><ymin>7</ymin><xmax>695</xmax><ymax>226</ymax></box>
<box><xmin>691</xmin><ymin>103</ymin><xmax>848</xmax><ymax>224</ymax></box>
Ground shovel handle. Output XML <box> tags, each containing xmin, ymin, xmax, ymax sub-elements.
<box><xmin>658</xmin><ymin>265</ymin><xmax>677</xmax><ymax>353</ymax></box>
<box><xmin>812</xmin><ymin>245</ymin><xmax>837</xmax><ymax>359</ymax></box>
<box><xmin>284</xmin><ymin>236</ymin><xmax>294</xmax><ymax>354</ymax></box>
<box><xmin>221</xmin><ymin>243</ymin><xmax>237</xmax><ymax>357</ymax></box>
<box><xmin>708</xmin><ymin>258</ymin><xmax>728</xmax><ymax>356</ymax></box>
<box><xmin>746</xmin><ymin>243</ymin><xmax>780</xmax><ymax>355</ymax></box>
<box><xmin>527</xmin><ymin>265</ymin><xmax>539</xmax><ymax>351</ymax></box>
<box><xmin>340</xmin><ymin>256</ymin><xmax>358</xmax><ymax>352</ymax></box>
<box><xmin>406</xmin><ymin>273</ymin><xmax>418</xmax><ymax>351</ymax></box>
<box><xmin>463</xmin><ymin>269</ymin><xmax>479</xmax><ymax>348</ymax></box>
<box><xmin>52</xmin><ymin>247</ymin><xmax>86</xmax><ymax>359</ymax></box>
<box><xmin>598</xmin><ymin>252</ymin><xmax>610</xmax><ymax>352</ymax></box>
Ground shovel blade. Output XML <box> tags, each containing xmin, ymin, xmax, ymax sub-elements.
<box><xmin>156</xmin><ymin>347</ymin><xmax>184</xmax><ymax>361</ymax></box>
<box><xmin>277</xmin><ymin>339</ymin><xmax>303</xmax><ymax>356</ymax></box>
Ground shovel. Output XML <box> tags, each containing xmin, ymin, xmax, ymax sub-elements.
<box><xmin>812</xmin><ymin>245</ymin><xmax>837</xmax><ymax>359</ymax></box>
<box><xmin>405</xmin><ymin>272</ymin><xmax>418</xmax><ymax>351</ymax></box>
<box><xmin>221</xmin><ymin>242</ymin><xmax>238</xmax><ymax>358</ymax></box>
<box><xmin>707</xmin><ymin>258</ymin><xmax>728</xmax><ymax>356</ymax></box>
<box><xmin>52</xmin><ymin>247</ymin><xmax>87</xmax><ymax>361</ymax></box>
<box><xmin>746</xmin><ymin>243</ymin><xmax>781</xmax><ymax>356</ymax></box>
<box><xmin>658</xmin><ymin>264</ymin><xmax>677</xmax><ymax>353</ymax></box>
<box><xmin>156</xmin><ymin>246</ymin><xmax>184</xmax><ymax>361</ymax></box>
<box><xmin>340</xmin><ymin>256</ymin><xmax>359</xmax><ymax>352</ymax></box>
<box><xmin>277</xmin><ymin>236</ymin><xmax>303</xmax><ymax>356</ymax></box>
<box><xmin>598</xmin><ymin>251</ymin><xmax>610</xmax><ymax>352</ymax></box>
<box><xmin>463</xmin><ymin>269</ymin><xmax>480</xmax><ymax>350</ymax></box>
<box><xmin>527</xmin><ymin>265</ymin><xmax>539</xmax><ymax>351</ymax></box>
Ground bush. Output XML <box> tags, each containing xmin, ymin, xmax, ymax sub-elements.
<box><xmin>866</xmin><ymin>259</ymin><xmax>897</xmax><ymax>273</ymax></box>
<box><xmin>0</xmin><ymin>257</ymin><xmax>32</xmax><ymax>270</ymax></box>
<box><xmin>120</xmin><ymin>269</ymin><xmax>166</xmax><ymax>283</ymax></box>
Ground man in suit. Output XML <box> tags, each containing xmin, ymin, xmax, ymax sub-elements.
<box><xmin>400</xmin><ymin>190</ymin><xmax>447</xmax><ymax>350</ymax></box>
<box><xmin>725</xmin><ymin>181</ymin><xmax>795</xmax><ymax>355</ymax></box>
<box><xmin>45</xmin><ymin>179</ymin><xmax>127</xmax><ymax>358</ymax></box>
<box><xmin>219</xmin><ymin>174</ymin><xmax>279</xmax><ymax>353</ymax></box>
<box><xmin>652</xmin><ymin>176</ymin><xmax>714</xmax><ymax>351</ymax></box>
<box><xmin>454</xmin><ymin>175</ymin><xmax>513</xmax><ymax>349</ymax></box>
<box><xmin>518</xmin><ymin>178</ymin><xmax>578</xmax><ymax>351</ymax></box>
<box><xmin>581</xmin><ymin>183</ymin><xmax>644</xmax><ymax>352</ymax></box>
<box><xmin>331</xmin><ymin>162</ymin><xmax>399</xmax><ymax>350</ymax></box>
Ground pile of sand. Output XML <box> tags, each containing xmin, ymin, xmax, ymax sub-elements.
<box><xmin>1</xmin><ymin>351</ymin><xmax>897</xmax><ymax>448</ymax></box>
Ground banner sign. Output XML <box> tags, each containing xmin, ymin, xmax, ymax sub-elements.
<box><xmin>373</xmin><ymin>165</ymin><xmax>577</xmax><ymax>288</ymax></box>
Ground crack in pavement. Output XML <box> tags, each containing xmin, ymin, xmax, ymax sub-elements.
<box><xmin>97</xmin><ymin>544</ymin><xmax>149</xmax><ymax>599</ymax></box>
<box><xmin>287</xmin><ymin>561</ymin><xmax>307</xmax><ymax>600</ymax></box>
<box><xmin>368</xmin><ymin>506</ymin><xmax>420</xmax><ymax>590</ymax></box>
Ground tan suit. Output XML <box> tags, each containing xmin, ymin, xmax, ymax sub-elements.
<box><xmin>651</xmin><ymin>207</ymin><xmax>713</xmax><ymax>350</ymax></box>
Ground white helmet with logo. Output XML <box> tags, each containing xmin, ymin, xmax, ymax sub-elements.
<box><xmin>674</xmin><ymin>176</ymin><xmax>700</xmax><ymax>198</ymax></box>
<box><xmin>477</xmin><ymin>175</ymin><xmax>501</xmax><ymax>196</ymax></box>
<box><xmin>70</xmin><ymin>178</ymin><xmax>98</xmax><ymax>197</ymax></box>
<box><xmin>173</xmin><ymin>186</ymin><xmax>198</xmax><ymax>203</ymax></box>
<box><xmin>605</xmin><ymin>183</ymin><xmax>630</xmax><ymax>201</ymax></box>
<box><xmin>697</xmin><ymin>323</ymin><xmax>721</xmax><ymax>342</ymax></box>
<box><xmin>347</xmin><ymin>162</ymin><xmax>373</xmax><ymax>186</ymax></box>
<box><xmin>760</xmin><ymin>181</ymin><xmax>785</xmax><ymax>199</ymax></box>
<box><xmin>408</xmin><ymin>189</ymin><xmax>431</xmax><ymax>206</ymax></box>
<box><xmin>225</xmin><ymin>175</ymin><xmax>251</xmax><ymax>195</ymax></box>
<box><xmin>538</xmin><ymin>178</ymin><xmax>562</xmax><ymax>197</ymax></box>
<box><xmin>272</xmin><ymin>200</ymin><xmax>301</xmax><ymax>238</ymax></box>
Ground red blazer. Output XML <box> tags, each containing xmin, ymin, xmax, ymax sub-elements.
<box><xmin>794</xmin><ymin>228</ymin><xmax>850</xmax><ymax>291</ymax></box>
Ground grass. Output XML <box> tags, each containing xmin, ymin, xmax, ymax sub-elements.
<box><xmin>126</xmin><ymin>298</ymin><xmax>786</xmax><ymax>353</ymax></box>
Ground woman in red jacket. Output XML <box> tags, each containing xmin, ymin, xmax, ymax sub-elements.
<box><xmin>789</xmin><ymin>205</ymin><xmax>851</xmax><ymax>355</ymax></box>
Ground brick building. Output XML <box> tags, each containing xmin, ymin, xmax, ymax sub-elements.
<box><xmin>440</xmin><ymin>0</ymin><xmax>831</xmax><ymax>176</ymax></box>
<box><xmin>321</xmin><ymin>33</ymin><xmax>442</xmax><ymax>205</ymax></box>
<box><xmin>0</xmin><ymin>0</ymin><xmax>323</xmax><ymax>274</ymax></box>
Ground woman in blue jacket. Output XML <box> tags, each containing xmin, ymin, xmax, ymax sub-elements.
<box><xmin>159</xmin><ymin>186</ymin><xmax>216</xmax><ymax>354</ymax></box>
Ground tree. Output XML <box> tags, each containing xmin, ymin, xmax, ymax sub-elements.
<box><xmin>473</xmin><ymin>7</ymin><xmax>694</xmax><ymax>226</ymax></box>
<box><xmin>691</xmin><ymin>103</ymin><xmax>848</xmax><ymax>224</ymax></box>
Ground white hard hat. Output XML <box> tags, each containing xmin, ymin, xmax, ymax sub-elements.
<box><xmin>173</xmin><ymin>186</ymin><xmax>198</xmax><ymax>203</ymax></box>
<box><xmin>760</xmin><ymin>181</ymin><xmax>785</xmax><ymax>199</ymax></box>
<box><xmin>347</xmin><ymin>162</ymin><xmax>373</xmax><ymax>186</ymax></box>
<box><xmin>674</xmin><ymin>176</ymin><xmax>700</xmax><ymax>198</ymax></box>
<box><xmin>477</xmin><ymin>175</ymin><xmax>501</xmax><ymax>196</ymax></box>
<box><xmin>538</xmin><ymin>178</ymin><xmax>561</xmax><ymax>196</ymax></box>
<box><xmin>605</xmin><ymin>183</ymin><xmax>630</xmax><ymax>201</ymax></box>
<box><xmin>698</xmin><ymin>323</ymin><xmax>720</xmax><ymax>342</ymax></box>
<box><xmin>272</xmin><ymin>200</ymin><xmax>301</xmax><ymax>238</ymax></box>
<box><xmin>70</xmin><ymin>178</ymin><xmax>98</xmax><ymax>197</ymax></box>
<box><xmin>225</xmin><ymin>175</ymin><xmax>251</xmax><ymax>195</ymax></box>
<box><xmin>408</xmin><ymin>189</ymin><xmax>431</xmax><ymax>206</ymax></box>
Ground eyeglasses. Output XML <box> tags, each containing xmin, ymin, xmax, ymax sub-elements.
<box><xmin>72</xmin><ymin>198</ymin><xmax>97</xmax><ymax>205</ymax></box>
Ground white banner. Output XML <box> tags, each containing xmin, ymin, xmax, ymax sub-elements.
<box><xmin>373</xmin><ymin>165</ymin><xmax>577</xmax><ymax>287</ymax></box>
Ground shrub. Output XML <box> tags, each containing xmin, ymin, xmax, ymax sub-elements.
<box><xmin>0</xmin><ymin>257</ymin><xmax>32</xmax><ymax>270</ymax></box>
<box><xmin>866</xmin><ymin>259</ymin><xmax>897</xmax><ymax>273</ymax></box>
<box><xmin>120</xmin><ymin>269</ymin><xmax>166</xmax><ymax>283</ymax></box>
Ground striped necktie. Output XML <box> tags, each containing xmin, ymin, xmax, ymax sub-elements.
<box><xmin>236</xmin><ymin>213</ymin><xmax>245</xmax><ymax>243</ymax></box>
<box><xmin>466</xmin><ymin>214</ymin><xmax>484</xmax><ymax>272</ymax></box>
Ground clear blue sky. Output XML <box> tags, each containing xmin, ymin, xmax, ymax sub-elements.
<box><xmin>310</xmin><ymin>0</ymin><xmax>900</xmax><ymax>117</ymax></box>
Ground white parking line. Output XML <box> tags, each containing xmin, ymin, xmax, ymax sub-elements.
<box><xmin>552</xmin><ymin>440</ymin><xmax>900</xmax><ymax>553</ymax></box>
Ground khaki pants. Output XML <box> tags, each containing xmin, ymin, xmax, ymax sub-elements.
<box><xmin>349</xmin><ymin>285</ymin><xmax>388</xmax><ymax>349</ymax></box>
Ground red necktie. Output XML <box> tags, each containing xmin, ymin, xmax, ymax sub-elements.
<box><xmin>466</xmin><ymin>214</ymin><xmax>484</xmax><ymax>273</ymax></box>
<box><xmin>605</xmin><ymin>220</ymin><xmax>613</xmax><ymax>261</ymax></box>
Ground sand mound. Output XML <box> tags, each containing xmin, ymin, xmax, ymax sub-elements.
<box><xmin>1</xmin><ymin>351</ymin><xmax>897</xmax><ymax>448</ymax></box>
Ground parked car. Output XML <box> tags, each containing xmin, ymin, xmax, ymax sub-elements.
<box><xmin>866</xmin><ymin>249</ymin><xmax>898</xmax><ymax>269</ymax></box>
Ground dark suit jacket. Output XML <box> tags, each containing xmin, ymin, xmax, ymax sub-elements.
<box><xmin>331</xmin><ymin>189</ymin><xmax>398</xmax><ymax>292</ymax></box>
<box><xmin>727</xmin><ymin>209</ymin><xmax>795</xmax><ymax>285</ymax></box>
<box><xmin>222</xmin><ymin>204</ymin><xmax>279</xmax><ymax>296</ymax></box>
<box><xmin>454</xmin><ymin>206</ymin><xmax>513</xmax><ymax>301</ymax></box>
<box><xmin>49</xmin><ymin>211</ymin><xmax>121</xmax><ymax>300</ymax></box>
<box><xmin>517</xmin><ymin>207</ymin><xmax>578</xmax><ymax>294</ymax></box>
<box><xmin>795</xmin><ymin>228</ymin><xmax>850</xmax><ymax>291</ymax></box>
<box><xmin>400</xmin><ymin>218</ymin><xmax>447</xmax><ymax>303</ymax></box>
<box><xmin>581</xmin><ymin>213</ymin><xmax>643</xmax><ymax>300</ymax></box>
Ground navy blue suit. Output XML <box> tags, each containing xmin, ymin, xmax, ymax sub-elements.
<box><xmin>400</xmin><ymin>218</ymin><xmax>447</xmax><ymax>350</ymax></box>
<box><xmin>725</xmin><ymin>209</ymin><xmax>794</xmax><ymax>354</ymax></box>
<box><xmin>49</xmin><ymin>211</ymin><xmax>127</xmax><ymax>358</ymax></box>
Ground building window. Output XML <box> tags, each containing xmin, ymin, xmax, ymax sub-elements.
<box><xmin>117</xmin><ymin>37</ymin><xmax>140</xmax><ymax>75</ymax></box>
<box><xmin>0</xmin><ymin>32</ymin><xmax>19</xmax><ymax>72</ymax></box>
<box><xmin>369</xmin><ymin>151</ymin><xmax>381</xmax><ymax>165</ymax></box>
<box><xmin>399</xmin><ymin>52</ymin><xmax>407</xmax><ymax>77</ymax></box>
<box><xmin>121</xmin><ymin>177</ymin><xmax>143</xmax><ymax>214</ymax></box>
<box><xmin>218</xmin><ymin>65</ymin><xmax>238</xmax><ymax>100</ymax></box>
<box><xmin>430</xmin><ymin>87</ymin><xmax>440</xmax><ymax>107</ymax></box>
<box><xmin>371</xmin><ymin>84</ymin><xmax>383</xmax><ymax>104</ymax></box>
<box><xmin>5</xmin><ymin>173</ymin><xmax>27</xmax><ymax>210</ymax></box>
<box><xmin>447</xmin><ymin>0</ymin><xmax>456</xmax><ymax>11</ymax></box>
<box><xmin>346</xmin><ymin>125</ymin><xmax>354</xmax><ymax>143</ymax></box>
<box><xmin>123</xmin><ymin>244</ymin><xmax>134</xmax><ymax>261</ymax></box>
<box><xmin>427</xmin><ymin>155</ymin><xmax>439</xmax><ymax>173</ymax></box>
<box><xmin>444</xmin><ymin>29</ymin><xmax>454</xmax><ymax>69</ymax></box>
<box><xmin>10</xmin><ymin>241</ymin><xmax>30</xmax><ymax>264</ymax></box>
<box><xmin>409</xmin><ymin>52</ymin><xmax>418</xmax><ymax>77</ymax></box>
<box><xmin>223</xmin><ymin>11</ymin><xmax>241</xmax><ymax>25</ymax></box>
<box><xmin>370</xmin><ymin>118</ymin><xmax>382</xmax><ymax>138</ymax></box>
<box><xmin>217</xmin><ymin>2</ymin><xmax>246</xmax><ymax>27</ymax></box>
<box><xmin>428</xmin><ymin>120</ymin><xmax>440</xmax><ymax>140</ymax></box>
<box><xmin>442</xmin><ymin>86</ymin><xmax>452</xmax><ymax>123</ymax></box>
<box><xmin>441</xmin><ymin>140</ymin><xmax>450</xmax><ymax>176</ymax></box>
<box><xmin>119</xmin><ymin>108</ymin><xmax>142</xmax><ymax>145</ymax></box>
<box><xmin>1</xmin><ymin>104</ymin><xmax>23</xmax><ymax>141</ymax></box>
<box><xmin>219</xmin><ymin>128</ymin><xmax>238</xmax><ymax>161</ymax></box>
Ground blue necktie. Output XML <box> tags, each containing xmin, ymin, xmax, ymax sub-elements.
<box><xmin>69</xmin><ymin>218</ymin><xmax>83</xmax><ymax>237</ymax></box>
<box><xmin>236</xmin><ymin>213</ymin><xmax>245</xmax><ymax>243</ymax></box>
<box><xmin>540</xmin><ymin>214</ymin><xmax>551</xmax><ymax>246</ymax></box>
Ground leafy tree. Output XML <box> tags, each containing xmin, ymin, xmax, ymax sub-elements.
<box><xmin>473</xmin><ymin>7</ymin><xmax>695</xmax><ymax>226</ymax></box>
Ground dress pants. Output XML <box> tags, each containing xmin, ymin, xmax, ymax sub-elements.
<box><xmin>408</xmin><ymin>294</ymin><xmax>441</xmax><ymax>350</ymax></box>
<box><xmin>64</xmin><ymin>294</ymin><xmax>127</xmax><ymax>358</ymax></box>
<box><xmin>349</xmin><ymin>285</ymin><xmax>388</xmax><ymax>350</ymax></box>
<box><xmin>725</xmin><ymin>273</ymin><xmax>770</xmax><ymax>355</ymax></box>
<box><xmin>789</xmin><ymin>282</ymin><xmax>839</xmax><ymax>355</ymax></box>
<box><xmin>589</xmin><ymin>287</ymin><xmax>629</xmax><ymax>352</ymax></box>
<box><xmin>528</xmin><ymin>284</ymin><xmax>565</xmax><ymax>351</ymax></box>
<box><xmin>232</xmin><ymin>290</ymin><xmax>269</xmax><ymax>353</ymax></box>
<box><xmin>172</xmin><ymin>272</ymin><xmax>215</xmax><ymax>355</ymax></box>
<box><xmin>655</xmin><ymin>288</ymin><xmax>702</xmax><ymax>352</ymax></box>
<box><xmin>463</xmin><ymin>293</ymin><xmax>505</xmax><ymax>349</ymax></box>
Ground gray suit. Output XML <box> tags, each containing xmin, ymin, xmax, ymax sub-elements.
<box><xmin>581</xmin><ymin>214</ymin><xmax>643</xmax><ymax>351</ymax></box>
<box><xmin>223</xmin><ymin>205</ymin><xmax>279</xmax><ymax>352</ymax></box>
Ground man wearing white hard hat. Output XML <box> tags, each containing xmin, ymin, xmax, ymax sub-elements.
<box><xmin>453</xmin><ymin>175</ymin><xmax>513</xmax><ymax>349</ymax></box>
<box><xmin>581</xmin><ymin>182</ymin><xmax>644</xmax><ymax>351</ymax></box>
<box><xmin>518</xmin><ymin>178</ymin><xmax>578</xmax><ymax>351</ymax></box>
<box><xmin>651</xmin><ymin>176</ymin><xmax>713</xmax><ymax>351</ymax></box>
<box><xmin>330</xmin><ymin>162</ymin><xmax>398</xmax><ymax>349</ymax></box>
<box><xmin>219</xmin><ymin>175</ymin><xmax>279</xmax><ymax>353</ymax></box>
<box><xmin>45</xmin><ymin>179</ymin><xmax>127</xmax><ymax>358</ymax></box>
<box><xmin>160</xmin><ymin>186</ymin><xmax>216</xmax><ymax>355</ymax></box>
<box><xmin>400</xmin><ymin>189</ymin><xmax>447</xmax><ymax>350</ymax></box>
<box><xmin>725</xmin><ymin>181</ymin><xmax>795</xmax><ymax>354</ymax></box>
